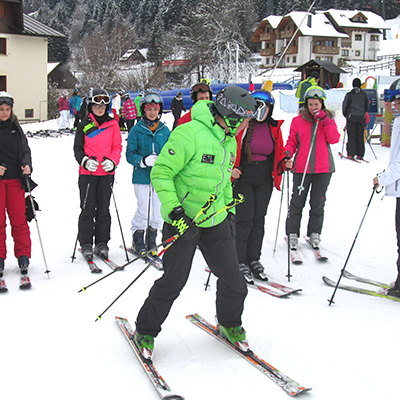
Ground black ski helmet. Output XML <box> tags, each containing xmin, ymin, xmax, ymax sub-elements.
<box><xmin>139</xmin><ymin>91</ymin><xmax>164</xmax><ymax>116</ymax></box>
<box><xmin>190</xmin><ymin>82</ymin><xmax>213</xmax><ymax>103</ymax></box>
<box><xmin>215</xmin><ymin>85</ymin><xmax>258</xmax><ymax>134</ymax></box>
<box><xmin>384</xmin><ymin>78</ymin><xmax>400</xmax><ymax>102</ymax></box>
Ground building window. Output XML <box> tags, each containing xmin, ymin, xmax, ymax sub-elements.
<box><xmin>355</xmin><ymin>34</ymin><xmax>362</xmax><ymax>41</ymax></box>
<box><xmin>370</xmin><ymin>35</ymin><xmax>379</xmax><ymax>41</ymax></box>
<box><xmin>316</xmin><ymin>40</ymin><xmax>321</xmax><ymax>45</ymax></box>
<box><xmin>266</xmin><ymin>58</ymin><xmax>270</xmax><ymax>65</ymax></box>
<box><xmin>355</xmin><ymin>50</ymin><xmax>361</xmax><ymax>56</ymax></box>
<box><xmin>342</xmin><ymin>49</ymin><xmax>349</xmax><ymax>56</ymax></box>
<box><xmin>316</xmin><ymin>57</ymin><xmax>321</xmax><ymax>60</ymax></box>
<box><xmin>25</xmin><ymin>109</ymin><xmax>34</xmax><ymax>119</ymax></box>
<box><xmin>0</xmin><ymin>3</ymin><xmax>6</xmax><ymax>18</ymax></box>
<box><xmin>287</xmin><ymin>57</ymin><xmax>290</xmax><ymax>63</ymax></box>
<box><xmin>325</xmin><ymin>56</ymin><xmax>333</xmax><ymax>62</ymax></box>
<box><xmin>0</xmin><ymin>38</ymin><xmax>6</xmax><ymax>55</ymax></box>
<box><xmin>293</xmin><ymin>56</ymin><xmax>297</xmax><ymax>63</ymax></box>
<box><xmin>0</xmin><ymin>75</ymin><xmax>6</xmax><ymax>91</ymax></box>
<box><xmin>325</xmin><ymin>40</ymin><xmax>334</xmax><ymax>47</ymax></box>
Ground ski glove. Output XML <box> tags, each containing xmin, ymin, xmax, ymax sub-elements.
<box><xmin>81</xmin><ymin>156</ymin><xmax>99</xmax><ymax>172</ymax></box>
<box><xmin>101</xmin><ymin>158</ymin><xmax>116</xmax><ymax>172</ymax></box>
<box><xmin>313</xmin><ymin>110</ymin><xmax>330</xmax><ymax>126</ymax></box>
<box><xmin>142</xmin><ymin>154</ymin><xmax>158</xmax><ymax>168</ymax></box>
<box><xmin>169</xmin><ymin>206</ymin><xmax>199</xmax><ymax>240</ymax></box>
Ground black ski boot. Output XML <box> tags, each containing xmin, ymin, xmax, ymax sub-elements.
<box><xmin>81</xmin><ymin>244</ymin><xmax>93</xmax><ymax>261</ymax></box>
<box><xmin>132</xmin><ymin>230</ymin><xmax>146</xmax><ymax>254</ymax></box>
<box><xmin>145</xmin><ymin>227</ymin><xmax>158</xmax><ymax>256</ymax></box>
<box><xmin>95</xmin><ymin>243</ymin><xmax>109</xmax><ymax>259</ymax></box>
<box><xmin>250</xmin><ymin>260</ymin><xmax>268</xmax><ymax>281</ymax></box>
<box><xmin>239</xmin><ymin>263</ymin><xmax>254</xmax><ymax>284</ymax></box>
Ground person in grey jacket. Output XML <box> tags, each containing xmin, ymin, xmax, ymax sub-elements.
<box><xmin>342</xmin><ymin>78</ymin><xmax>369</xmax><ymax>160</ymax></box>
<box><xmin>373</xmin><ymin>78</ymin><xmax>400</xmax><ymax>297</ymax></box>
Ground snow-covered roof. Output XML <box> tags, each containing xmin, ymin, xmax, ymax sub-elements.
<box><xmin>281</xmin><ymin>11</ymin><xmax>349</xmax><ymax>38</ymax></box>
<box><xmin>325</xmin><ymin>9</ymin><xmax>390</xmax><ymax>30</ymax></box>
<box><xmin>120</xmin><ymin>48</ymin><xmax>148</xmax><ymax>62</ymax></box>
<box><xmin>260</xmin><ymin>15</ymin><xmax>282</xmax><ymax>29</ymax></box>
<box><xmin>23</xmin><ymin>14</ymin><xmax>66</xmax><ymax>38</ymax></box>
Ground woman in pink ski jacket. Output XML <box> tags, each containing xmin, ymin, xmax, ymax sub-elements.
<box><xmin>284</xmin><ymin>86</ymin><xmax>340</xmax><ymax>252</ymax></box>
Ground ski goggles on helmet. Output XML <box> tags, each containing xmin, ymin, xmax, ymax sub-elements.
<box><xmin>384</xmin><ymin>89</ymin><xmax>400</xmax><ymax>102</ymax></box>
<box><xmin>0</xmin><ymin>97</ymin><xmax>13</xmax><ymax>106</ymax></box>
<box><xmin>305</xmin><ymin>87</ymin><xmax>326</xmax><ymax>101</ymax></box>
<box><xmin>92</xmin><ymin>95</ymin><xmax>110</xmax><ymax>105</ymax></box>
<box><xmin>144</xmin><ymin>93</ymin><xmax>162</xmax><ymax>104</ymax></box>
<box><xmin>191</xmin><ymin>83</ymin><xmax>210</xmax><ymax>93</ymax></box>
<box><xmin>254</xmin><ymin>100</ymin><xmax>268</xmax><ymax>122</ymax></box>
<box><xmin>216</xmin><ymin>91</ymin><xmax>257</xmax><ymax>120</ymax></box>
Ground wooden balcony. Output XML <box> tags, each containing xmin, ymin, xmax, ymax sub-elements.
<box><xmin>260</xmin><ymin>33</ymin><xmax>272</xmax><ymax>41</ymax></box>
<box><xmin>280</xmin><ymin>46</ymin><xmax>298</xmax><ymax>54</ymax></box>
<box><xmin>342</xmin><ymin>41</ymin><xmax>352</xmax><ymax>48</ymax></box>
<box><xmin>260</xmin><ymin>48</ymin><xmax>275</xmax><ymax>56</ymax></box>
<box><xmin>280</xmin><ymin>30</ymin><xmax>293</xmax><ymax>39</ymax></box>
<box><xmin>313</xmin><ymin>45</ymin><xmax>340</xmax><ymax>55</ymax></box>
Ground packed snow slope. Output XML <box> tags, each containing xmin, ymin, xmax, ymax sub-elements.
<box><xmin>1</xmin><ymin>104</ymin><xmax>398</xmax><ymax>400</ymax></box>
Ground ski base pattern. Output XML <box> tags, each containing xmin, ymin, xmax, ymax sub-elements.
<box><xmin>186</xmin><ymin>314</ymin><xmax>311</xmax><ymax>397</ymax></box>
<box><xmin>205</xmin><ymin>267</ymin><xmax>301</xmax><ymax>297</ymax></box>
<box><xmin>115</xmin><ymin>316</ymin><xmax>185</xmax><ymax>400</ymax></box>
<box><xmin>19</xmin><ymin>275</ymin><xmax>31</xmax><ymax>290</ymax></box>
<box><xmin>323</xmin><ymin>276</ymin><xmax>400</xmax><ymax>302</ymax></box>
<box><xmin>94</xmin><ymin>254</ymin><xmax>123</xmax><ymax>271</ymax></box>
<box><xmin>121</xmin><ymin>245</ymin><xmax>163</xmax><ymax>271</ymax></box>
<box><xmin>78</xmin><ymin>248</ymin><xmax>102</xmax><ymax>273</ymax></box>
<box><xmin>0</xmin><ymin>278</ymin><xmax>8</xmax><ymax>292</ymax></box>
<box><xmin>303</xmin><ymin>236</ymin><xmax>328</xmax><ymax>261</ymax></box>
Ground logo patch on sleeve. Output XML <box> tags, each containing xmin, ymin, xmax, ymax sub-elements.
<box><xmin>201</xmin><ymin>154</ymin><xmax>215</xmax><ymax>164</ymax></box>
<box><xmin>168</xmin><ymin>149</ymin><xmax>175</xmax><ymax>155</ymax></box>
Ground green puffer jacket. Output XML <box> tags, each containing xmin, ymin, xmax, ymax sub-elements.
<box><xmin>151</xmin><ymin>100</ymin><xmax>237</xmax><ymax>227</ymax></box>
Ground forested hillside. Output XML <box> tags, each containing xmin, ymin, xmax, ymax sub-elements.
<box><xmin>22</xmin><ymin>0</ymin><xmax>400</xmax><ymax>90</ymax></box>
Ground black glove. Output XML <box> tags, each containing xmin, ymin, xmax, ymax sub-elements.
<box><xmin>227</xmin><ymin>212</ymin><xmax>236</xmax><ymax>239</ymax></box>
<box><xmin>169</xmin><ymin>206</ymin><xmax>199</xmax><ymax>240</ymax></box>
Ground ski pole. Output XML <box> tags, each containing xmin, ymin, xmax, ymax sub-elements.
<box><xmin>328</xmin><ymin>185</ymin><xmax>381</xmax><ymax>306</ymax></box>
<box><xmin>107</xmin><ymin>171</ymin><xmax>129</xmax><ymax>262</ymax></box>
<box><xmin>298</xmin><ymin>120</ymin><xmax>319</xmax><ymax>195</ymax></box>
<box><xmin>79</xmin><ymin>194</ymin><xmax>219</xmax><ymax>292</ymax></box>
<box><xmin>341</xmin><ymin>127</ymin><xmax>346</xmax><ymax>157</ymax></box>
<box><xmin>273</xmin><ymin>171</ymin><xmax>285</xmax><ymax>256</ymax></box>
<box><xmin>286</xmin><ymin>171</ymin><xmax>292</xmax><ymax>282</ymax></box>
<box><xmin>25</xmin><ymin>175</ymin><xmax>51</xmax><ymax>276</ymax></box>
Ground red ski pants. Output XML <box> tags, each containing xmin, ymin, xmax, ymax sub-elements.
<box><xmin>0</xmin><ymin>179</ymin><xmax>31</xmax><ymax>260</ymax></box>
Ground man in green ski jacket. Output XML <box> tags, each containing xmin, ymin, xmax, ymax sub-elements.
<box><xmin>133</xmin><ymin>86</ymin><xmax>260</xmax><ymax>360</ymax></box>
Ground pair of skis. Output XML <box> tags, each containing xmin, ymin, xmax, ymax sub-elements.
<box><xmin>288</xmin><ymin>236</ymin><xmax>328</xmax><ymax>265</ymax></box>
<box><xmin>204</xmin><ymin>267</ymin><xmax>301</xmax><ymax>298</ymax></box>
<box><xmin>78</xmin><ymin>248</ymin><xmax>123</xmax><ymax>273</ymax></box>
<box><xmin>338</xmin><ymin>152</ymin><xmax>369</xmax><ymax>163</ymax></box>
<box><xmin>0</xmin><ymin>274</ymin><xmax>31</xmax><ymax>292</ymax></box>
<box><xmin>323</xmin><ymin>270</ymin><xmax>400</xmax><ymax>302</ymax></box>
<box><xmin>116</xmin><ymin>315</ymin><xmax>311</xmax><ymax>399</ymax></box>
<box><xmin>120</xmin><ymin>245</ymin><xmax>163</xmax><ymax>271</ymax></box>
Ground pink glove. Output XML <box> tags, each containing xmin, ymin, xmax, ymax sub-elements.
<box><xmin>313</xmin><ymin>109</ymin><xmax>330</xmax><ymax>126</ymax></box>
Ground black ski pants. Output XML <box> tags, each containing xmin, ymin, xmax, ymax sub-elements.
<box><xmin>234</xmin><ymin>159</ymin><xmax>273</xmax><ymax>265</ymax></box>
<box><xmin>78</xmin><ymin>174</ymin><xmax>114</xmax><ymax>246</ymax></box>
<box><xmin>136</xmin><ymin>219</ymin><xmax>248</xmax><ymax>337</ymax></box>
<box><xmin>286</xmin><ymin>172</ymin><xmax>332</xmax><ymax>237</ymax></box>
<box><xmin>346</xmin><ymin>116</ymin><xmax>366</xmax><ymax>158</ymax></box>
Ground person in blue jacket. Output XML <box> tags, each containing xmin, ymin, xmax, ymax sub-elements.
<box><xmin>69</xmin><ymin>89</ymin><xmax>82</xmax><ymax>130</ymax></box>
<box><xmin>126</xmin><ymin>92</ymin><xmax>171</xmax><ymax>255</ymax></box>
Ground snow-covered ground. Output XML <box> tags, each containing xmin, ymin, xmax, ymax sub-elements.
<box><xmin>1</xmin><ymin>103</ymin><xmax>398</xmax><ymax>400</ymax></box>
